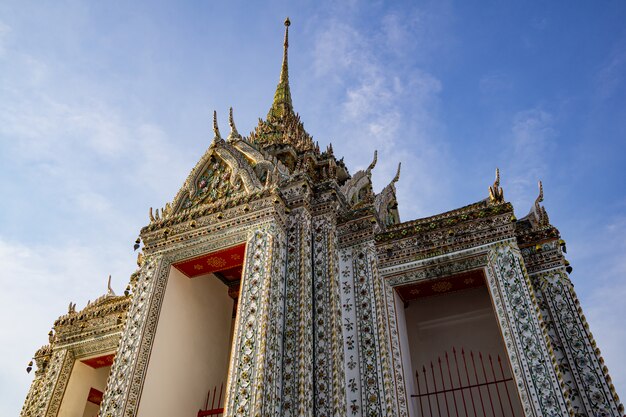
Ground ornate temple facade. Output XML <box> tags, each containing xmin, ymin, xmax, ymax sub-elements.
<box><xmin>22</xmin><ymin>19</ymin><xmax>624</xmax><ymax>417</ymax></box>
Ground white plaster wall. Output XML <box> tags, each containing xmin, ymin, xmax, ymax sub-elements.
<box><xmin>57</xmin><ymin>360</ymin><xmax>111</xmax><ymax>417</ymax></box>
<box><xmin>82</xmin><ymin>401</ymin><xmax>99</xmax><ymax>417</ymax></box>
<box><xmin>405</xmin><ymin>287</ymin><xmax>506</xmax><ymax>369</ymax></box>
<box><xmin>403</xmin><ymin>286</ymin><xmax>522</xmax><ymax>417</ymax></box>
<box><xmin>137</xmin><ymin>268</ymin><xmax>233</xmax><ymax>417</ymax></box>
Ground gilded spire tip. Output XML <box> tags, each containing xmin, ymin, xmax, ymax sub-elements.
<box><xmin>267</xmin><ymin>17</ymin><xmax>294</xmax><ymax>119</ymax></box>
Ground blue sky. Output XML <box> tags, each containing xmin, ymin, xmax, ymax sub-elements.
<box><xmin>1</xmin><ymin>1</ymin><xmax>625</xmax><ymax>414</ymax></box>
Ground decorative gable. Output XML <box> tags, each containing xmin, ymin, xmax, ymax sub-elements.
<box><xmin>179</xmin><ymin>155</ymin><xmax>244</xmax><ymax>210</ymax></box>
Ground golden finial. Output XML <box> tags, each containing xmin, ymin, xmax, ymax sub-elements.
<box><xmin>366</xmin><ymin>150</ymin><xmax>378</xmax><ymax>174</ymax></box>
<box><xmin>489</xmin><ymin>168</ymin><xmax>504</xmax><ymax>203</ymax></box>
<box><xmin>280</xmin><ymin>18</ymin><xmax>290</xmax><ymax>83</ymax></box>
<box><xmin>227</xmin><ymin>107</ymin><xmax>240</xmax><ymax>140</ymax></box>
<box><xmin>284</xmin><ymin>17</ymin><xmax>290</xmax><ymax>50</ymax></box>
<box><xmin>212</xmin><ymin>110</ymin><xmax>221</xmax><ymax>139</ymax></box>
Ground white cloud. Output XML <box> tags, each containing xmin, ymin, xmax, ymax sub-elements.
<box><xmin>0</xmin><ymin>237</ymin><xmax>136</xmax><ymax>417</ymax></box>
<box><xmin>0</xmin><ymin>22</ymin><xmax>194</xmax><ymax>415</ymax></box>
<box><xmin>0</xmin><ymin>21</ymin><xmax>10</xmax><ymax>56</ymax></box>
<box><xmin>479</xmin><ymin>71</ymin><xmax>514</xmax><ymax>96</ymax></box>
<box><xmin>503</xmin><ymin>107</ymin><xmax>556</xmax><ymax>214</ymax></box>
<box><xmin>578</xmin><ymin>216</ymin><xmax>626</xmax><ymax>403</ymax></box>
<box><xmin>311</xmin><ymin>13</ymin><xmax>451</xmax><ymax>218</ymax></box>
<box><xmin>313</xmin><ymin>21</ymin><xmax>363</xmax><ymax>78</ymax></box>
<box><xmin>596</xmin><ymin>43</ymin><xmax>626</xmax><ymax>100</ymax></box>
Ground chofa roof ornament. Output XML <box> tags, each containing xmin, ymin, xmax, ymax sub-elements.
<box><xmin>212</xmin><ymin>110</ymin><xmax>222</xmax><ymax>141</ymax></box>
<box><xmin>227</xmin><ymin>107</ymin><xmax>241</xmax><ymax>141</ymax></box>
<box><xmin>366</xmin><ymin>150</ymin><xmax>378</xmax><ymax>175</ymax></box>
<box><xmin>489</xmin><ymin>168</ymin><xmax>504</xmax><ymax>204</ymax></box>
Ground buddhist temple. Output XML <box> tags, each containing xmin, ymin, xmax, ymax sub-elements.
<box><xmin>21</xmin><ymin>18</ymin><xmax>624</xmax><ymax>417</ymax></box>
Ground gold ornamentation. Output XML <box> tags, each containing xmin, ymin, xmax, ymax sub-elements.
<box><xmin>489</xmin><ymin>168</ymin><xmax>504</xmax><ymax>203</ymax></box>
<box><xmin>431</xmin><ymin>281</ymin><xmax>453</xmax><ymax>292</ymax></box>
<box><xmin>206</xmin><ymin>257</ymin><xmax>227</xmax><ymax>268</ymax></box>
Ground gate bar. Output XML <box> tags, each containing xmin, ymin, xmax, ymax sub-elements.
<box><xmin>453</xmin><ymin>348</ymin><xmax>469</xmax><ymax>417</ymax></box>
<box><xmin>445</xmin><ymin>351</ymin><xmax>460</xmax><ymax>417</ymax></box>
<box><xmin>499</xmin><ymin>355</ymin><xmax>517</xmax><ymax>417</ymax></box>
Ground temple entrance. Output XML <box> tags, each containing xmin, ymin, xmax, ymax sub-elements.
<box><xmin>136</xmin><ymin>244</ymin><xmax>244</xmax><ymax>417</ymax></box>
<box><xmin>57</xmin><ymin>353</ymin><xmax>115</xmax><ymax>417</ymax></box>
<box><xmin>394</xmin><ymin>270</ymin><xmax>524</xmax><ymax>417</ymax></box>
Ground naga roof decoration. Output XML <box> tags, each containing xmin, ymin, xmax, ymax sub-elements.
<box><xmin>515</xmin><ymin>180</ymin><xmax>560</xmax><ymax>245</ymax></box>
<box><xmin>341</xmin><ymin>151</ymin><xmax>378</xmax><ymax>206</ymax></box>
<box><xmin>374</xmin><ymin>162</ymin><xmax>401</xmax><ymax>226</ymax></box>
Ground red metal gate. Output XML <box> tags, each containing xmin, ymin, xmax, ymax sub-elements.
<box><xmin>411</xmin><ymin>348</ymin><xmax>519</xmax><ymax>417</ymax></box>
<box><xmin>198</xmin><ymin>384</ymin><xmax>224</xmax><ymax>417</ymax></box>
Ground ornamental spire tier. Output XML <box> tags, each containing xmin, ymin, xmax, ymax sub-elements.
<box><xmin>249</xmin><ymin>18</ymin><xmax>315</xmax><ymax>154</ymax></box>
<box><xmin>269</xmin><ymin>17</ymin><xmax>293</xmax><ymax>119</ymax></box>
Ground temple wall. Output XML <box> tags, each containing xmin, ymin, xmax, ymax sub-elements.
<box><xmin>138</xmin><ymin>268</ymin><xmax>233</xmax><ymax>417</ymax></box>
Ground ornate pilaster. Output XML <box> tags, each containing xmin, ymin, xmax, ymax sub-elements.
<box><xmin>383</xmin><ymin>282</ymin><xmax>410</xmax><ymax>417</ymax></box>
<box><xmin>281</xmin><ymin>208</ymin><xmax>314</xmax><ymax>416</ymax></box>
<box><xmin>99</xmin><ymin>255</ymin><xmax>163</xmax><ymax>417</ymax></box>
<box><xmin>21</xmin><ymin>348</ymin><xmax>74</xmax><ymax>417</ymax></box>
<box><xmin>312</xmin><ymin>213</ymin><xmax>347</xmax><ymax>417</ymax></box>
<box><xmin>224</xmin><ymin>227</ymin><xmax>287</xmax><ymax>416</ymax></box>
<box><xmin>531</xmin><ymin>268</ymin><xmax>624</xmax><ymax>417</ymax></box>
<box><xmin>485</xmin><ymin>242</ymin><xmax>571</xmax><ymax>417</ymax></box>
<box><xmin>338</xmin><ymin>237</ymin><xmax>397</xmax><ymax>417</ymax></box>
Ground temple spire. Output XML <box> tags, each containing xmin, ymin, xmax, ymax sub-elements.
<box><xmin>268</xmin><ymin>17</ymin><xmax>294</xmax><ymax>119</ymax></box>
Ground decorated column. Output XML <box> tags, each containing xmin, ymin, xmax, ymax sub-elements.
<box><xmin>312</xmin><ymin>211</ymin><xmax>347</xmax><ymax>417</ymax></box>
<box><xmin>280</xmin><ymin>208</ymin><xmax>314</xmax><ymax>416</ymax></box>
<box><xmin>99</xmin><ymin>255</ymin><xmax>163</xmax><ymax>417</ymax></box>
<box><xmin>486</xmin><ymin>242</ymin><xmax>571</xmax><ymax>417</ymax></box>
<box><xmin>225</xmin><ymin>226</ymin><xmax>286</xmax><ymax>417</ymax></box>
<box><xmin>338</xmin><ymin>218</ymin><xmax>398</xmax><ymax>417</ymax></box>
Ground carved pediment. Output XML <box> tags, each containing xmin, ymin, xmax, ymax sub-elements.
<box><xmin>163</xmin><ymin>140</ymin><xmax>266</xmax><ymax>221</ymax></box>
<box><xmin>178</xmin><ymin>152</ymin><xmax>244</xmax><ymax>210</ymax></box>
